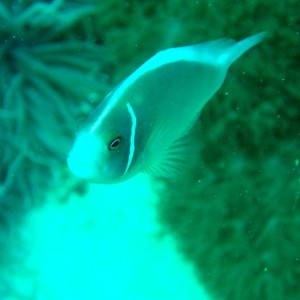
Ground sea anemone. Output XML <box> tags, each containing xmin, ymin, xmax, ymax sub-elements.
<box><xmin>0</xmin><ymin>0</ymin><xmax>109</xmax><ymax>294</ymax></box>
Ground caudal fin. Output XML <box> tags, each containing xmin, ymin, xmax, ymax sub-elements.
<box><xmin>219</xmin><ymin>32</ymin><xmax>267</xmax><ymax>67</ymax></box>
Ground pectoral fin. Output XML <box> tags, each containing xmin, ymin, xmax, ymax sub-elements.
<box><xmin>144</xmin><ymin>133</ymin><xmax>197</xmax><ymax>180</ymax></box>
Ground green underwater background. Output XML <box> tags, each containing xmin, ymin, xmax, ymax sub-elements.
<box><xmin>0</xmin><ymin>0</ymin><xmax>299</xmax><ymax>299</ymax></box>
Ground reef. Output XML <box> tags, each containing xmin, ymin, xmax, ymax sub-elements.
<box><xmin>156</xmin><ymin>1</ymin><xmax>300</xmax><ymax>300</ymax></box>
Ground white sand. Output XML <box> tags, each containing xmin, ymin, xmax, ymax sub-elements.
<box><xmin>19</xmin><ymin>174</ymin><xmax>210</xmax><ymax>300</ymax></box>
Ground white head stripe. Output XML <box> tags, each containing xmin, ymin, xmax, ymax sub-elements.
<box><xmin>123</xmin><ymin>102</ymin><xmax>137</xmax><ymax>176</ymax></box>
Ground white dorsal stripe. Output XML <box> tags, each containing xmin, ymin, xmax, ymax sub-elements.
<box><xmin>111</xmin><ymin>48</ymin><xmax>194</xmax><ymax>103</ymax></box>
<box><xmin>90</xmin><ymin>48</ymin><xmax>197</xmax><ymax>134</ymax></box>
<box><xmin>123</xmin><ymin>102</ymin><xmax>137</xmax><ymax>176</ymax></box>
<box><xmin>90</xmin><ymin>103</ymin><xmax>112</xmax><ymax>133</ymax></box>
<box><xmin>90</xmin><ymin>90</ymin><xmax>116</xmax><ymax>133</ymax></box>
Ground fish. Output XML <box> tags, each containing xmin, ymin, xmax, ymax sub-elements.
<box><xmin>67</xmin><ymin>32</ymin><xmax>266</xmax><ymax>183</ymax></box>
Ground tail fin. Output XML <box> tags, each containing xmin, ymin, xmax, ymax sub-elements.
<box><xmin>219</xmin><ymin>32</ymin><xmax>267</xmax><ymax>66</ymax></box>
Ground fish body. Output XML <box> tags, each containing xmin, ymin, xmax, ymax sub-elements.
<box><xmin>68</xmin><ymin>32</ymin><xmax>266</xmax><ymax>183</ymax></box>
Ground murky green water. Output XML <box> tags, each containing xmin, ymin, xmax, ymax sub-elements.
<box><xmin>0</xmin><ymin>1</ymin><xmax>299</xmax><ymax>299</ymax></box>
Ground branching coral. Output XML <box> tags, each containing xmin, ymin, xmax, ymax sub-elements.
<box><xmin>0</xmin><ymin>0</ymin><xmax>109</xmax><ymax>296</ymax></box>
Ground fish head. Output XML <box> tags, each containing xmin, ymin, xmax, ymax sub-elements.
<box><xmin>67</xmin><ymin>97</ymin><xmax>136</xmax><ymax>183</ymax></box>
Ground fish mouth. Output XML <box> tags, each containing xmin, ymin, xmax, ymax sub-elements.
<box><xmin>67</xmin><ymin>154</ymin><xmax>98</xmax><ymax>181</ymax></box>
<box><xmin>67</xmin><ymin>155</ymin><xmax>117</xmax><ymax>184</ymax></box>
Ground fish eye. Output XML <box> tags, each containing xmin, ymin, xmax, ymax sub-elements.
<box><xmin>108</xmin><ymin>136</ymin><xmax>122</xmax><ymax>151</ymax></box>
